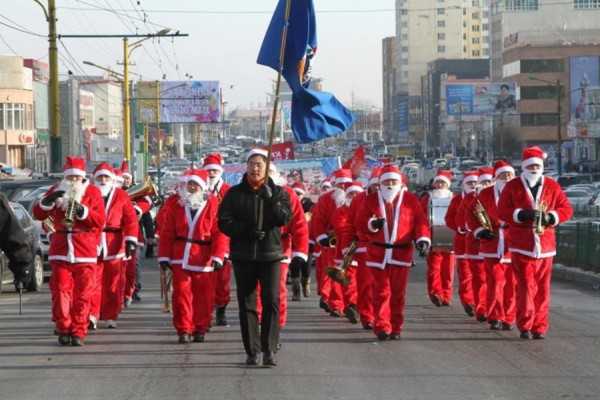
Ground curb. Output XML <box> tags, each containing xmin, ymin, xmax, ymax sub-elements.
<box><xmin>553</xmin><ymin>263</ymin><xmax>600</xmax><ymax>290</ymax></box>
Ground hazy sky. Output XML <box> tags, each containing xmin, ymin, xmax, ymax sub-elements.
<box><xmin>1</xmin><ymin>0</ymin><xmax>395</xmax><ymax>109</ymax></box>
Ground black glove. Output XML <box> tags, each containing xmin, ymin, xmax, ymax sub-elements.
<box><xmin>477</xmin><ymin>229</ymin><xmax>496</xmax><ymax>240</ymax></box>
<box><xmin>125</xmin><ymin>240</ymin><xmax>137</xmax><ymax>258</ymax></box>
<box><xmin>517</xmin><ymin>209</ymin><xmax>537</xmax><ymax>222</ymax></box>
<box><xmin>252</xmin><ymin>230</ymin><xmax>266</xmax><ymax>241</ymax></box>
<box><xmin>12</xmin><ymin>265</ymin><xmax>31</xmax><ymax>291</ymax></box>
<box><xmin>212</xmin><ymin>260</ymin><xmax>224</xmax><ymax>271</ymax></box>
<box><xmin>308</xmin><ymin>243</ymin><xmax>315</xmax><ymax>254</ymax></box>
<box><xmin>542</xmin><ymin>212</ymin><xmax>555</xmax><ymax>227</ymax></box>
<box><xmin>41</xmin><ymin>190</ymin><xmax>65</xmax><ymax>206</ymax></box>
<box><xmin>318</xmin><ymin>237</ymin><xmax>331</xmax><ymax>247</ymax></box>
<box><xmin>289</xmin><ymin>256</ymin><xmax>306</xmax><ymax>274</ymax></box>
<box><xmin>416</xmin><ymin>240</ymin><xmax>430</xmax><ymax>258</ymax></box>
<box><xmin>258</xmin><ymin>184</ymin><xmax>273</xmax><ymax>200</ymax></box>
<box><xmin>159</xmin><ymin>261</ymin><xmax>171</xmax><ymax>271</ymax></box>
<box><xmin>371</xmin><ymin>218</ymin><xmax>385</xmax><ymax>231</ymax></box>
<box><xmin>73</xmin><ymin>202</ymin><xmax>85</xmax><ymax>218</ymax></box>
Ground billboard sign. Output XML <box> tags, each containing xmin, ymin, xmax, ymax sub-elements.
<box><xmin>446</xmin><ymin>82</ymin><xmax>517</xmax><ymax>116</ymax></box>
<box><xmin>569</xmin><ymin>56</ymin><xmax>600</xmax><ymax>138</ymax></box>
<box><xmin>160</xmin><ymin>81</ymin><xmax>221</xmax><ymax>123</ymax></box>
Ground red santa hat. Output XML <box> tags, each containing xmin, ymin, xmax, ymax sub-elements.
<box><xmin>494</xmin><ymin>160</ymin><xmax>515</xmax><ymax>177</ymax></box>
<box><xmin>292</xmin><ymin>182</ymin><xmax>306</xmax><ymax>196</ymax></box>
<box><xmin>321</xmin><ymin>179</ymin><xmax>332</xmax><ymax>189</ymax></box>
<box><xmin>369</xmin><ymin>167</ymin><xmax>383</xmax><ymax>186</ymax></box>
<box><xmin>522</xmin><ymin>146</ymin><xmax>547</xmax><ymax>168</ymax></box>
<box><xmin>478</xmin><ymin>167</ymin><xmax>494</xmax><ymax>183</ymax></box>
<box><xmin>333</xmin><ymin>169</ymin><xmax>353</xmax><ymax>185</ymax></box>
<box><xmin>185</xmin><ymin>169</ymin><xmax>208</xmax><ymax>190</ymax></box>
<box><xmin>247</xmin><ymin>148</ymin><xmax>269</xmax><ymax>161</ymax></box>
<box><xmin>203</xmin><ymin>153</ymin><xmax>224</xmax><ymax>172</ymax></box>
<box><xmin>121</xmin><ymin>159</ymin><xmax>132</xmax><ymax>179</ymax></box>
<box><xmin>346</xmin><ymin>181</ymin><xmax>364</xmax><ymax>195</ymax></box>
<box><xmin>463</xmin><ymin>170</ymin><xmax>479</xmax><ymax>184</ymax></box>
<box><xmin>433</xmin><ymin>169</ymin><xmax>454</xmax><ymax>186</ymax></box>
<box><xmin>63</xmin><ymin>156</ymin><xmax>86</xmax><ymax>178</ymax></box>
<box><xmin>379</xmin><ymin>164</ymin><xmax>402</xmax><ymax>183</ymax></box>
<box><xmin>93</xmin><ymin>162</ymin><xmax>114</xmax><ymax>179</ymax></box>
<box><xmin>179</xmin><ymin>168</ymin><xmax>192</xmax><ymax>183</ymax></box>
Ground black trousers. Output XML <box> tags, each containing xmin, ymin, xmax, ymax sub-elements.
<box><xmin>289</xmin><ymin>258</ymin><xmax>311</xmax><ymax>280</ymax></box>
<box><xmin>232</xmin><ymin>260</ymin><xmax>280</xmax><ymax>355</ymax></box>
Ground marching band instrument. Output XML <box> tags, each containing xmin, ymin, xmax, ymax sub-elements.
<box><xmin>42</xmin><ymin>216</ymin><xmax>56</xmax><ymax>234</ymax></box>
<box><xmin>127</xmin><ymin>177</ymin><xmax>159</xmax><ymax>201</ymax></box>
<box><xmin>326</xmin><ymin>240</ymin><xmax>357</xmax><ymax>287</ymax></box>
<box><xmin>63</xmin><ymin>184</ymin><xmax>77</xmax><ymax>230</ymax></box>
<box><xmin>327</xmin><ymin>231</ymin><xmax>337</xmax><ymax>247</ymax></box>
<box><xmin>160</xmin><ymin>267</ymin><xmax>173</xmax><ymax>313</ymax></box>
<box><xmin>473</xmin><ymin>199</ymin><xmax>495</xmax><ymax>237</ymax></box>
<box><xmin>429</xmin><ymin>195</ymin><xmax>453</xmax><ymax>250</ymax></box>
<box><xmin>535</xmin><ymin>202</ymin><xmax>548</xmax><ymax>235</ymax></box>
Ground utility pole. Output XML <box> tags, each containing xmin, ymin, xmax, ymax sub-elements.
<box><xmin>123</xmin><ymin>38</ymin><xmax>131</xmax><ymax>162</ymax></box>
<box><xmin>556</xmin><ymin>79</ymin><xmax>563</xmax><ymax>176</ymax></box>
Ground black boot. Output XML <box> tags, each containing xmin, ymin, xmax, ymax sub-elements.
<box><xmin>291</xmin><ymin>278</ymin><xmax>301</xmax><ymax>302</ymax></box>
<box><xmin>520</xmin><ymin>331</ymin><xmax>532</xmax><ymax>340</ymax></box>
<box><xmin>246</xmin><ymin>354</ymin><xmax>259</xmax><ymax>366</ymax></box>
<box><xmin>319</xmin><ymin>297</ymin><xmax>331</xmax><ymax>313</ymax></box>
<box><xmin>377</xmin><ymin>332</ymin><xmax>389</xmax><ymax>341</ymax></box>
<box><xmin>489</xmin><ymin>320</ymin><xmax>502</xmax><ymax>330</ymax></box>
<box><xmin>463</xmin><ymin>304</ymin><xmax>475</xmax><ymax>317</ymax></box>
<box><xmin>178</xmin><ymin>334</ymin><xmax>191</xmax><ymax>344</ymax></box>
<box><xmin>70</xmin><ymin>336</ymin><xmax>83</xmax><ymax>347</ymax></box>
<box><xmin>532</xmin><ymin>332</ymin><xmax>545</xmax><ymax>340</ymax></box>
<box><xmin>344</xmin><ymin>304</ymin><xmax>359</xmax><ymax>324</ymax></box>
<box><xmin>193</xmin><ymin>333</ymin><xmax>205</xmax><ymax>343</ymax></box>
<box><xmin>429</xmin><ymin>294</ymin><xmax>442</xmax><ymax>307</ymax></box>
<box><xmin>215</xmin><ymin>306</ymin><xmax>228</xmax><ymax>326</ymax></box>
<box><xmin>501</xmin><ymin>322</ymin><xmax>514</xmax><ymax>331</ymax></box>
<box><xmin>301</xmin><ymin>277</ymin><xmax>311</xmax><ymax>297</ymax></box>
<box><xmin>262</xmin><ymin>351</ymin><xmax>277</xmax><ymax>367</ymax></box>
<box><xmin>58</xmin><ymin>335</ymin><xmax>71</xmax><ymax>346</ymax></box>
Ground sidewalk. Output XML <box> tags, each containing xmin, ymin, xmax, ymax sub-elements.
<box><xmin>554</xmin><ymin>263</ymin><xmax>600</xmax><ymax>291</ymax></box>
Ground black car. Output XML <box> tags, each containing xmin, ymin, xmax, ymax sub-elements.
<box><xmin>0</xmin><ymin>202</ymin><xmax>45</xmax><ymax>294</ymax></box>
<box><xmin>0</xmin><ymin>178</ymin><xmax>58</xmax><ymax>202</ymax></box>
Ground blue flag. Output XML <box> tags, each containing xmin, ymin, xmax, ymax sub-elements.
<box><xmin>257</xmin><ymin>0</ymin><xmax>354</xmax><ymax>143</ymax></box>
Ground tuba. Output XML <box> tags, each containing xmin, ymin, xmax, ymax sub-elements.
<box><xmin>473</xmin><ymin>199</ymin><xmax>495</xmax><ymax>236</ymax></box>
<box><xmin>127</xmin><ymin>177</ymin><xmax>158</xmax><ymax>201</ymax></box>
<box><xmin>326</xmin><ymin>240</ymin><xmax>357</xmax><ymax>287</ymax></box>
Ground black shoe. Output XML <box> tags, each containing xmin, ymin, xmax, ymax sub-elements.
<box><xmin>532</xmin><ymin>332</ymin><xmax>545</xmax><ymax>340</ymax></box>
<box><xmin>390</xmin><ymin>333</ymin><xmax>401</xmax><ymax>340</ymax></box>
<box><xmin>344</xmin><ymin>305</ymin><xmax>359</xmax><ymax>324</ymax></box>
<box><xmin>262</xmin><ymin>351</ymin><xmax>277</xmax><ymax>367</ymax></box>
<box><xmin>246</xmin><ymin>354</ymin><xmax>259</xmax><ymax>366</ymax></box>
<box><xmin>319</xmin><ymin>298</ymin><xmax>331</xmax><ymax>313</ymax></box>
<box><xmin>463</xmin><ymin>304</ymin><xmax>475</xmax><ymax>317</ymax></box>
<box><xmin>301</xmin><ymin>277</ymin><xmax>311</xmax><ymax>297</ymax></box>
<box><xmin>178</xmin><ymin>334</ymin><xmax>191</xmax><ymax>344</ymax></box>
<box><xmin>489</xmin><ymin>320</ymin><xmax>502</xmax><ymax>330</ymax></box>
<box><xmin>429</xmin><ymin>294</ymin><xmax>442</xmax><ymax>307</ymax></box>
<box><xmin>362</xmin><ymin>322</ymin><xmax>374</xmax><ymax>330</ymax></box>
<box><xmin>377</xmin><ymin>332</ymin><xmax>389</xmax><ymax>341</ymax></box>
<box><xmin>329</xmin><ymin>310</ymin><xmax>343</xmax><ymax>318</ymax></box>
<box><xmin>476</xmin><ymin>314</ymin><xmax>488</xmax><ymax>323</ymax></box>
<box><xmin>193</xmin><ymin>333</ymin><xmax>205</xmax><ymax>343</ymax></box>
<box><xmin>441</xmin><ymin>301</ymin><xmax>450</xmax><ymax>307</ymax></box>
<box><xmin>291</xmin><ymin>278</ymin><xmax>301</xmax><ymax>301</ymax></box>
<box><xmin>132</xmin><ymin>292</ymin><xmax>142</xmax><ymax>302</ymax></box>
<box><xmin>215</xmin><ymin>306</ymin><xmax>228</xmax><ymax>326</ymax></box>
<box><xmin>70</xmin><ymin>336</ymin><xmax>83</xmax><ymax>347</ymax></box>
<box><xmin>58</xmin><ymin>335</ymin><xmax>71</xmax><ymax>346</ymax></box>
<box><xmin>520</xmin><ymin>331</ymin><xmax>532</xmax><ymax>340</ymax></box>
<box><xmin>501</xmin><ymin>322</ymin><xmax>514</xmax><ymax>331</ymax></box>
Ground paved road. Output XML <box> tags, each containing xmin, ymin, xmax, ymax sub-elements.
<box><xmin>1</xmin><ymin>258</ymin><xmax>600</xmax><ymax>400</ymax></box>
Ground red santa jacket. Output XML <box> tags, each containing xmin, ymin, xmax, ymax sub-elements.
<box><xmin>332</xmin><ymin>202</ymin><xmax>358</xmax><ymax>266</ymax></box>
<box><xmin>498</xmin><ymin>176</ymin><xmax>573</xmax><ymax>259</ymax></box>
<box><xmin>350</xmin><ymin>191</ymin><xmax>369</xmax><ymax>254</ymax></box>
<box><xmin>357</xmin><ymin>189</ymin><xmax>430</xmax><ymax>269</ymax></box>
<box><xmin>156</xmin><ymin>193</ymin><xmax>179</xmax><ymax>237</ymax></box>
<box><xmin>99</xmin><ymin>187</ymin><xmax>139</xmax><ymax>261</ymax></box>
<box><xmin>280</xmin><ymin>187</ymin><xmax>309</xmax><ymax>264</ymax></box>
<box><xmin>33</xmin><ymin>180</ymin><xmax>105</xmax><ymax>264</ymax></box>
<box><xmin>445</xmin><ymin>193</ymin><xmax>466</xmax><ymax>258</ymax></box>
<box><xmin>464</xmin><ymin>185</ymin><xmax>510</xmax><ymax>263</ymax></box>
<box><xmin>457</xmin><ymin>192</ymin><xmax>482</xmax><ymax>260</ymax></box>
<box><xmin>158</xmin><ymin>196</ymin><xmax>228</xmax><ymax>272</ymax></box>
<box><xmin>208</xmin><ymin>179</ymin><xmax>232</xmax><ymax>258</ymax></box>
<box><xmin>132</xmin><ymin>195</ymin><xmax>152</xmax><ymax>244</ymax></box>
<box><xmin>419</xmin><ymin>191</ymin><xmax>454</xmax><ymax>253</ymax></box>
<box><xmin>311</xmin><ymin>190</ymin><xmax>338</xmax><ymax>245</ymax></box>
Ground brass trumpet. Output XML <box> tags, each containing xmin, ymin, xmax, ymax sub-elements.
<box><xmin>535</xmin><ymin>202</ymin><xmax>548</xmax><ymax>235</ymax></box>
<box><xmin>63</xmin><ymin>184</ymin><xmax>77</xmax><ymax>230</ymax></box>
<box><xmin>327</xmin><ymin>231</ymin><xmax>337</xmax><ymax>247</ymax></box>
<box><xmin>473</xmin><ymin>199</ymin><xmax>495</xmax><ymax>236</ymax></box>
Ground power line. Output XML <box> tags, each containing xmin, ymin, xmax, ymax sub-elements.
<box><xmin>0</xmin><ymin>17</ymin><xmax>45</xmax><ymax>38</ymax></box>
<box><xmin>0</xmin><ymin>31</ymin><xmax>19</xmax><ymax>56</ymax></box>
<box><xmin>71</xmin><ymin>0</ymin><xmax>169</xmax><ymax>29</ymax></box>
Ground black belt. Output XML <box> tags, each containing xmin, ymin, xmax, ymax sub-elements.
<box><xmin>281</xmin><ymin>233</ymin><xmax>291</xmax><ymax>239</ymax></box>
<box><xmin>372</xmin><ymin>242</ymin><xmax>412</xmax><ymax>250</ymax></box>
<box><xmin>103</xmin><ymin>227</ymin><xmax>122</xmax><ymax>233</ymax></box>
<box><xmin>56</xmin><ymin>230</ymin><xmax>87</xmax><ymax>234</ymax></box>
<box><xmin>175</xmin><ymin>237</ymin><xmax>211</xmax><ymax>245</ymax></box>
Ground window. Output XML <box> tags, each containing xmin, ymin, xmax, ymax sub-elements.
<box><xmin>520</xmin><ymin>86</ymin><xmax>559</xmax><ymax>100</ymax></box>
<box><xmin>438</xmin><ymin>45</ymin><xmax>446</xmax><ymax>53</ymax></box>
<box><xmin>472</xmin><ymin>0</ymin><xmax>480</xmax><ymax>5</ymax></box>
<box><xmin>483</xmin><ymin>48</ymin><xmax>489</xmax><ymax>56</ymax></box>
<box><xmin>464</xmin><ymin>46</ymin><xmax>467</xmax><ymax>52</ymax></box>
<box><xmin>0</xmin><ymin>103</ymin><xmax>33</xmax><ymax>130</ymax></box>
<box><xmin>401</xmin><ymin>34</ymin><xmax>408</xmax><ymax>40</ymax></box>
<box><xmin>521</xmin><ymin>113</ymin><xmax>560</xmax><ymax>126</ymax></box>
<box><xmin>472</xmin><ymin>12</ymin><xmax>480</xmax><ymax>19</ymax></box>
<box><xmin>438</xmin><ymin>20</ymin><xmax>446</xmax><ymax>27</ymax></box>
<box><xmin>506</xmin><ymin>0</ymin><xmax>539</xmax><ymax>11</ymax></box>
<box><xmin>401</xmin><ymin>9</ymin><xmax>408</xmax><ymax>15</ymax></box>
<box><xmin>521</xmin><ymin>59</ymin><xmax>565</xmax><ymax>73</ymax></box>
<box><xmin>472</xmin><ymin>25</ymin><xmax>480</xmax><ymax>32</ymax></box>
<box><xmin>463</xmin><ymin>33</ymin><xmax>467</xmax><ymax>40</ymax></box>
<box><xmin>472</xmin><ymin>50</ymin><xmax>481</xmax><ymax>57</ymax></box>
<box><xmin>574</xmin><ymin>0</ymin><xmax>600</xmax><ymax>8</ymax></box>
<box><xmin>401</xmin><ymin>46</ymin><xmax>409</xmax><ymax>52</ymax></box>
<box><xmin>482</xmin><ymin>23</ymin><xmax>489</xmax><ymax>31</ymax></box>
<box><xmin>438</xmin><ymin>33</ymin><xmax>446</xmax><ymax>40</ymax></box>
<box><xmin>472</xmin><ymin>38</ymin><xmax>480</xmax><ymax>44</ymax></box>
<box><xmin>437</xmin><ymin>8</ymin><xmax>445</xmax><ymax>15</ymax></box>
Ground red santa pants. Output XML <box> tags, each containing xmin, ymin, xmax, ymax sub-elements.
<box><xmin>100</xmin><ymin>259</ymin><xmax>125</xmax><ymax>321</ymax></box>
<box><xmin>469</xmin><ymin>258</ymin><xmax>487</xmax><ymax>318</ymax></box>
<box><xmin>316</xmin><ymin>248</ymin><xmax>334</xmax><ymax>305</ymax></box>
<box><xmin>356</xmin><ymin>253</ymin><xmax>375</xmax><ymax>324</ymax></box>
<box><xmin>485</xmin><ymin>259</ymin><xmax>517</xmax><ymax>324</ymax></box>
<box><xmin>89</xmin><ymin>262</ymin><xmax>104</xmax><ymax>320</ymax></box>
<box><xmin>512</xmin><ymin>254</ymin><xmax>553</xmax><ymax>334</ymax></box>
<box><xmin>213</xmin><ymin>260</ymin><xmax>232</xmax><ymax>308</ymax></box>
<box><xmin>456</xmin><ymin>258</ymin><xmax>475</xmax><ymax>306</ymax></box>
<box><xmin>50</xmin><ymin>261</ymin><xmax>96</xmax><ymax>338</ymax></box>
<box><xmin>328</xmin><ymin>265</ymin><xmax>358</xmax><ymax>313</ymax></box>
<box><xmin>371</xmin><ymin>265</ymin><xmax>410</xmax><ymax>335</ymax></box>
<box><xmin>426</xmin><ymin>250</ymin><xmax>455</xmax><ymax>303</ymax></box>
<box><xmin>123</xmin><ymin>253</ymin><xmax>137</xmax><ymax>300</ymax></box>
<box><xmin>171</xmin><ymin>265</ymin><xmax>215</xmax><ymax>335</ymax></box>
<box><xmin>257</xmin><ymin>263</ymin><xmax>289</xmax><ymax>327</ymax></box>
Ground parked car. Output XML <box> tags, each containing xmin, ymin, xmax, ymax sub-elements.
<box><xmin>565</xmin><ymin>189</ymin><xmax>594</xmax><ymax>208</ymax></box>
<box><xmin>0</xmin><ymin>202</ymin><xmax>45</xmax><ymax>293</ymax></box>
<box><xmin>558</xmin><ymin>173</ymin><xmax>593</xmax><ymax>188</ymax></box>
<box><xmin>0</xmin><ymin>178</ymin><xmax>58</xmax><ymax>202</ymax></box>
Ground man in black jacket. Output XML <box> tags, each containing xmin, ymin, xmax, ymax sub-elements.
<box><xmin>218</xmin><ymin>149</ymin><xmax>292</xmax><ymax>367</ymax></box>
<box><xmin>0</xmin><ymin>193</ymin><xmax>32</xmax><ymax>290</ymax></box>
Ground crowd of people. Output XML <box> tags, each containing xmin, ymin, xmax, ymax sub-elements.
<box><xmin>27</xmin><ymin>144</ymin><xmax>573</xmax><ymax>367</ymax></box>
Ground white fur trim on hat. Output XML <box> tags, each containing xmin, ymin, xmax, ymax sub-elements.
<box><xmin>64</xmin><ymin>168</ymin><xmax>86</xmax><ymax>178</ymax></box>
<box><xmin>94</xmin><ymin>169</ymin><xmax>114</xmax><ymax>179</ymax></box>
<box><xmin>122</xmin><ymin>172</ymin><xmax>132</xmax><ymax>178</ymax></box>
<box><xmin>203</xmin><ymin>164</ymin><xmax>223</xmax><ymax>172</ymax></box>
<box><xmin>495</xmin><ymin>166</ymin><xmax>515</xmax><ymax>177</ymax></box>
<box><xmin>187</xmin><ymin>175</ymin><xmax>207</xmax><ymax>189</ymax></box>
<box><xmin>368</xmin><ymin>177</ymin><xmax>379</xmax><ymax>186</ymax></box>
<box><xmin>463</xmin><ymin>175</ymin><xmax>478</xmax><ymax>184</ymax></box>
<box><xmin>522</xmin><ymin>157</ymin><xmax>545</xmax><ymax>169</ymax></box>
<box><xmin>434</xmin><ymin>175</ymin><xmax>451</xmax><ymax>186</ymax></box>
<box><xmin>380</xmin><ymin>172</ymin><xmax>402</xmax><ymax>182</ymax></box>
<box><xmin>335</xmin><ymin>177</ymin><xmax>353</xmax><ymax>184</ymax></box>
<box><xmin>247</xmin><ymin>149</ymin><xmax>269</xmax><ymax>160</ymax></box>
<box><xmin>321</xmin><ymin>181</ymin><xmax>332</xmax><ymax>188</ymax></box>
<box><xmin>346</xmin><ymin>185</ymin><xmax>364</xmax><ymax>194</ymax></box>
<box><xmin>478</xmin><ymin>174</ymin><xmax>493</xmax><ymax>183</ymax></box>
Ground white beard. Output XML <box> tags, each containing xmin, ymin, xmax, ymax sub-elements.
<box><xmin>208</xmin><ymin>175</ymin><xmax>222</xmax><ymax>192</ymax></box>
<box><xmin>522</xmin><ymin>170</ymin><xmax>543</xmax><ymax>187</ymax></box>
<box><xmin>496</xmin><ymin>180</ymin><xmax>507</xmax><ymax>193</ymax></box>
<box><xmin>381</xmin><ymin>185</ymin><xmax>401</xmax><ymax>203</ymax></box>
<box><xmin>431</xmin><ymin>188</ymin><xmax>451</xmax><ymax>199</ymax></box>
<box><xmin>333</xmin><ymin>187</ymin><xmax>346</xmax><ymax>208</ymax></box>
<box><xmin>463</xmin><ymin>185</ymin><xmax>475</xmax><ymax>195</ymax></box>
<box><xmin>56</xmin><ymin>179</ymin><xmax>85</xmax><ymax>210</ymax></box>
<box><xmin>97</xmin><ymin>184</ymin><xmax>112</xmax><ymax>197</ymax></box>
<box><xmin>184</xmin><ymin>190</ymin><xmax>206</xmax><ymax>210</ymax></box>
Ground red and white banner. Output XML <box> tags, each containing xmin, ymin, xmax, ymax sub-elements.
<box><xmin>269</xmin><ymin>142</ymin><xmax>295</xmax><ymax>161</ymax></box>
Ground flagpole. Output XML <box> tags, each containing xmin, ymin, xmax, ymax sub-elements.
<box><xmin>264</xmin><ymin>0</ymin><xmax>293</xmax><ymax>181</ymax></box>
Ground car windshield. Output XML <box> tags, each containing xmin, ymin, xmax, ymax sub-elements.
<box><xmin>567</xmin><ymin>191</ymin><xmax>588</xmax><ymax>198</ymax></box>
